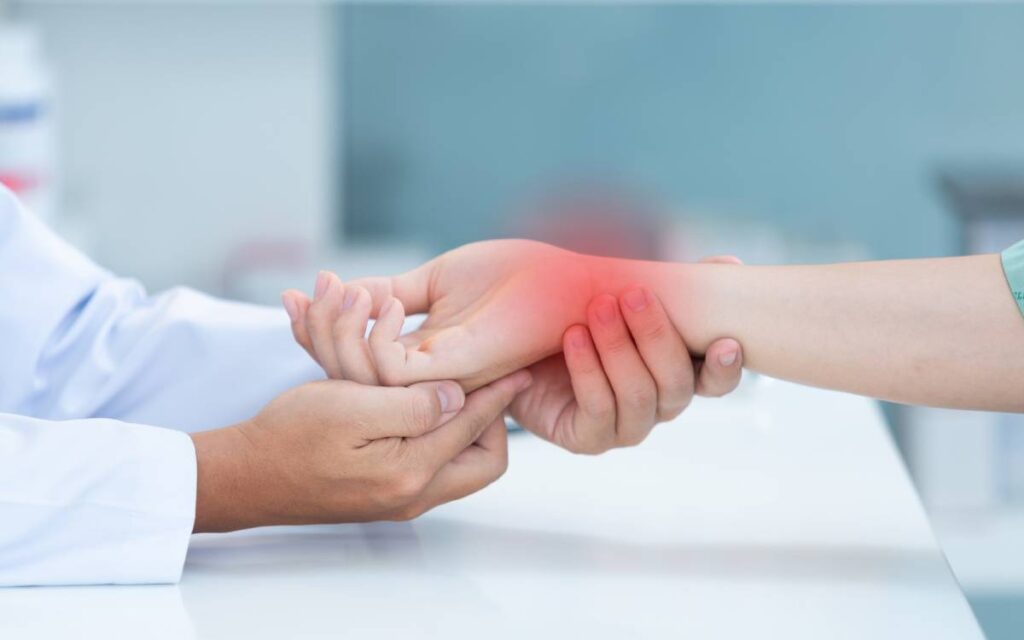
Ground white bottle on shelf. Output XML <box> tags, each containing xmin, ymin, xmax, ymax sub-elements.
<box><xmin>0</xmin><ymin>24</ymin><xmax>56</xmax><ymax>221</ymax></box>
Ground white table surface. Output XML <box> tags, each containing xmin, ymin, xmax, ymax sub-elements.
<box><xmin>3</xmin><ymin>378</ymin><xmax>983</xmax><ymax>639</ymax></box>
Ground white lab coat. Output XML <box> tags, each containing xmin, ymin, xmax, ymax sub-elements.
<box><xmin>0</xmin><ymin>187</ymin><xmax>321</xmax><ymax>586</ymax></box>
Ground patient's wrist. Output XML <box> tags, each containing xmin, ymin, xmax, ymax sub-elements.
<box><xmin>583</xmin><ymin>254</ymin><xmax>732</xmax><ymax>354</ymax></box>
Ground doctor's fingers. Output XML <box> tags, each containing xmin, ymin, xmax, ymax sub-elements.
<box><xmin>388</xmin><ymin>416</ymin><xmax>509</xmax><ymax>521</ymax></box>
<box><xmin>618</xmin><ymin>286</ymin><xmax>695</xmax><ymax>421</ymax></box>
<box><xmin>332</xmin><ymin>285</ymin><xmax>380</xmax><ymax>385</ymax></box>
<box><xmin>692</xmin><ymin>257</ymin><xmax>744</xmax><ymax>397</ymax></box>
<box><xmin>352</xmin><ymin>380</ymin><xmax>466</xmax><ymax>441</ymax></box>
<box><xmin>282</xmin><ymin>290</ymin><xmax>318</xmax><ymax>365</ymax></box>
<box><xmin>587</xmin><ymin>294</ymin><xmax>659</xmax><ymax>448</ymax></box>
<box><xmin>408</xmin><ymin>370</ymin><xmax>531</xmax><ymax>471</ymax></box>
<box><xmin>695</xmin><ymin>339</ymin><xmax>744</xmax><ymax>397</ymax></box>
<box><xmin>559</xmin><ymin>325</ymin><xmax>618</xmax><ymax>454</ymax></box>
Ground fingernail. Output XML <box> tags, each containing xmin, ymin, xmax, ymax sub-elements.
<box><xmin>622</xmin><ymin>287</ymin><xmax>648</xmax><ymax>312</ymax></box>
<box><xmin>342</xmin><ymin>287</ymin><xmax>358</xmax><ymax>311</ymax></box>
<box><xmin>281</xmin><ymin>293</ymin><xmax>298</xmax><ymax>321</ymax></box>
<box><xmin>314</xmin><ymin>271</ymin><xmax>330</xmax><ymax>300</ymax></box>
<box><xmin>719</xmin><ymin>350</ymin><xmax>737</xmax><ymax>366</ymax></box>
<box><xmin>594</xmin><ymin>297</ymin><xmax>618</xmax><ymax>324</ymax></box>
<box><xmin>436</xmin><ymin>382</ymin><xmax>464</xmax><ymax>413</ymax></box>
<box><xmin>568</xmin><ymin>326</ymin><xmax>589</xmax><ymax>349</ymax></box>
<box><xmin>379</xmin><ymin>297</ymin><xmax>394</xmax><ymax>317</ymax></box>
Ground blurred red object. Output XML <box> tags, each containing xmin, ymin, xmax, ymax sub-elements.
<box><xmin>511</xmin><ymin>188</ymin><xmax>663</xmax><ymax>260</ymax></box>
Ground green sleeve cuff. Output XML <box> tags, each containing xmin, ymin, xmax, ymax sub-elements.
<box><xmin>1001</xmin><ymin>239</ymin><xmax>1024</xmax><ymax>317</ymax></box>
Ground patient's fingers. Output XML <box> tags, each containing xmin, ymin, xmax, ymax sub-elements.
<box><xmin>369</xmin><ymin>307</ymin><xmax>466</xmax><ymax>387</ymax></box>
<box><xmin>368</xmin><ymin>297</ymin><xmax>408</xmax><ymax>385</ymax></box>
<box><xmin>347</xmin><ymin>260</ymin><xmax>435</xmax><ymax>317</ymax></box>
<box><xmin>305</xmin><ymin>271</ymin><xmax>346</xmax><ymax>379</ymax></box>
<box><xmin>368</xmin><ymin>297</ymin><xmax>444</xmax><ymax>386</ymax></box>
<box><xmin>333</xmin><ymin>285</ymin><xmax>379</xmax><ymax>385</ymax></box>
<box><xmin>560</xmin><ymin>325</ymin><xmax>617</xmax><ymax>454</ymax></box>
<box><xmin>282</xmin><ymin>289</ymin><xmax>318</xmax><ymax>365</ymax></box>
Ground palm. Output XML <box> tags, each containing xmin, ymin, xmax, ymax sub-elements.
<box><xmin>378</xmin><ymin>240</ymin><xmax>596</xmax><ymax>389</ymax></box>
<box><xmin>506</xmin><ymin>354</ymin><xmax>581</xmax><ymax>449</ymax></box>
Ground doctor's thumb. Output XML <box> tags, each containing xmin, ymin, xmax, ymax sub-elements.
<box><xmin>408</xmin><ymin>380</ymin><xmax>466</xmax><ymax>425</ymax></box>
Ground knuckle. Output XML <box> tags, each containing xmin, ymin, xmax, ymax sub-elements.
<box><xmin>402</xmin><ymin>391</ymin><xmax>438</xmax><ymax>429</ymax></box>
<box><xmin>390</xmin><ymin>502</ymin><xmax>427</xmax><ymax>522</ymax></box>
<box><xmin>658</xmin><ymin>367</ymin><xmax>694</xmax><ymax>394</ymax></box>
<box><xmin>307</xmin><ymin>300</ymin><xmax>331</xmax><ymax>323</ymax></box>
<box><xmin>635</xmin><ymin>318</ymin><xmax>670</xmax><ymax>343</ymax></box>
<box><xmin>624</xmin><ymin>384</ymin><xmax>657</xmax><ymax>410</ymax></box>
<box><xmin>617</xmin><ymin>427</ymin><xmax>652</xmax><ymax>448</ymax></box>
<box><xmin>600</xmin><ymin>331</ymin><xmax>634</xmax><ymax>354</ymax></box>
<box><xmin>332</xmin><ymin>314</ymin><xmax>351</xmax><ymax>335</ymax></box>
<box><xmin>377</xmin><ymin>363</ymin><xmax>405</xmax><ymax>387</ymax></box>
<box><xmin>566</xmin><ymin>432</ymin><xmax>615</xmax><ymax>455</ymax></box>
<box><xmin>657</xmin><ymin>393</ymin><xmax>692</xmax><ymax>421</ymax></box>
<box><xmin>583</xmin><ymin>397</ymin><xmax>616</xmax><ymax>424</ymax></box>
<box><xmin>656</xmin><ymin>402</ymin><xmax>685</xmax><ymax>422</ymax></box>
<box><xmin>388</xmin><ymin>469</ymin><xmax>430</xmax><ymax>503</ymax></box>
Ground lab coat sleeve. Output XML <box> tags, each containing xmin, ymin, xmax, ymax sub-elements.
<box><xmin>0</xmin><ymin>412</ymin><xmax>196</xmax><ymax>586</ymax></box>
<box><xmin>0</xmin><ymin>187</ymin><xmax>322</xmax><ymax>585</ymax></box>
<box><xmin>0</xmin><ymin>186</ymin><xmax>322</xmax><ymax>430</ymax></box>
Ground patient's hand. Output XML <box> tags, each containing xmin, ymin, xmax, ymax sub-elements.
<box><xmin>281</xmin><ymin>247</ymin><xmax>744</xmax><ymax>453</ymax></box>
<box><xmin>326</xmin><ymin>240</ymin><xmax>595</xmax><ymax>391</ymax></box>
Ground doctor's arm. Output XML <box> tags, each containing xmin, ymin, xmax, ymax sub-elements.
<box><xmin>0</xmin><ymin>373</ymin><xmax>523</xmax><ymax>586</ymax></box>
<box><xmin>0</xmin><ymin>189</ymin><xmax>526</xmax><ymax>586</ymax></box>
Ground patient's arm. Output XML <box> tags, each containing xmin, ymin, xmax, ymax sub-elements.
<box><xmin>291</xmin><ymin>239</ymin><xmax>1024</xmax><ymax>411</ymax></box>
<box><xmin>626</xmin><ymin>254</ymin><xmax>1024</xmax><ymax>411</ymax></box>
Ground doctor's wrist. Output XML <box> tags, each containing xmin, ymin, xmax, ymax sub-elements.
<box><xmin>191</xmin><ymin>422</ymin><xmax>262</xmax><ymax>533</ymax></box>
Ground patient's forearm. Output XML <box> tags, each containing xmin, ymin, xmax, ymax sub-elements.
<box><xmin>596</xmin><ymin>254</ymin><xmax>1024</xmax><ymax>411</ymax></box>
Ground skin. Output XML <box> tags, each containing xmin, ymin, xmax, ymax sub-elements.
<box><xmin>281</xmin><ymin>257</ymin><xmax>744</xmax><ymax>455</ymax></box>
<box><xmin>289</xmin><ymin>240</ymin><xmax>1024</xmax><ymax>412</ymax></box>
<box><xmin>638</xmin><ymin>254</ymin><xmax>1024</xmax><ymax>411</ymax></box>
<box><xmin>190</xmin><ymin>372</ymin><xmax>530</xmax><ymax>532</ymax></box>
<box><xmin>186</xmin><ymin>252</ymin><xmax>745</xmax><ymax>534</ymax></box>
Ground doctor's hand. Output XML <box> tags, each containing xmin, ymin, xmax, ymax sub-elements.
<box><xmin>189</xmin><ymin>371</ymin><xmax>531</xmax><ymax>532</ymax></box>
<box><xmin>282</xmin><ymin>266</ymin><xmax>743</xmax><ymax>454</ymax></box>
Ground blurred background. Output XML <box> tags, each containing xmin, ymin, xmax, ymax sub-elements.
<box><xmin>3</xmin><ymin>1</ymin><xmax>1024</xmax><ymax>635</ymax></box>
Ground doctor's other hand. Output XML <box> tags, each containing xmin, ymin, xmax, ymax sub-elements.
<box><xmin>516</xmin><ymin>254</ymin><xmax>745</xmax><ymax>453</ymax></box>
<box><xmin>282</xmin><ymin>270</ymin><xmax>743</xmax><ymax>454</ymax></box>
<box><xmin>189</xmin><ymin>371</ymin><xmax>531</xmax><ymax>532</ymax></box>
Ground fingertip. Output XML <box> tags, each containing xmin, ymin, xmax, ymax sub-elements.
<box><xmin>281</xmin><ymin>291</ymin><xmax>299</xmax><ymax>321</ymax></box>
<box><xmin>564</xmin><ymin>324</ymin><xmax>591</xmax><ymax>351</ymax></box>
<box><xmin>435</xmin><ymin>380</ymin><xmax>466</xmax><ymax>414</ymax></box>
<box><xmin>715</xmin><ymin>339</ymin><xmax>742</xmax><ymax>367</ymax></box>
<box><xmin>314</xmin><ymin>271</ymin><xmax>330</xmax><ymax>300</ymax></box>
<box><xmin>620</xmin><ymin>285</ymin><xmax>650</xmax><ymax>313</ymax></box>
<box><xmin>587</xmin><ymin>293</ymin><xmax>620</xmax><ymax>326</ymax></box>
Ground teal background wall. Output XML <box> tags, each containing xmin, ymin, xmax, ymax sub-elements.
<box><xmin>341</xmin><ymin>4</ymin><xmax>1024</xmax><ymax>258</ymax></box>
